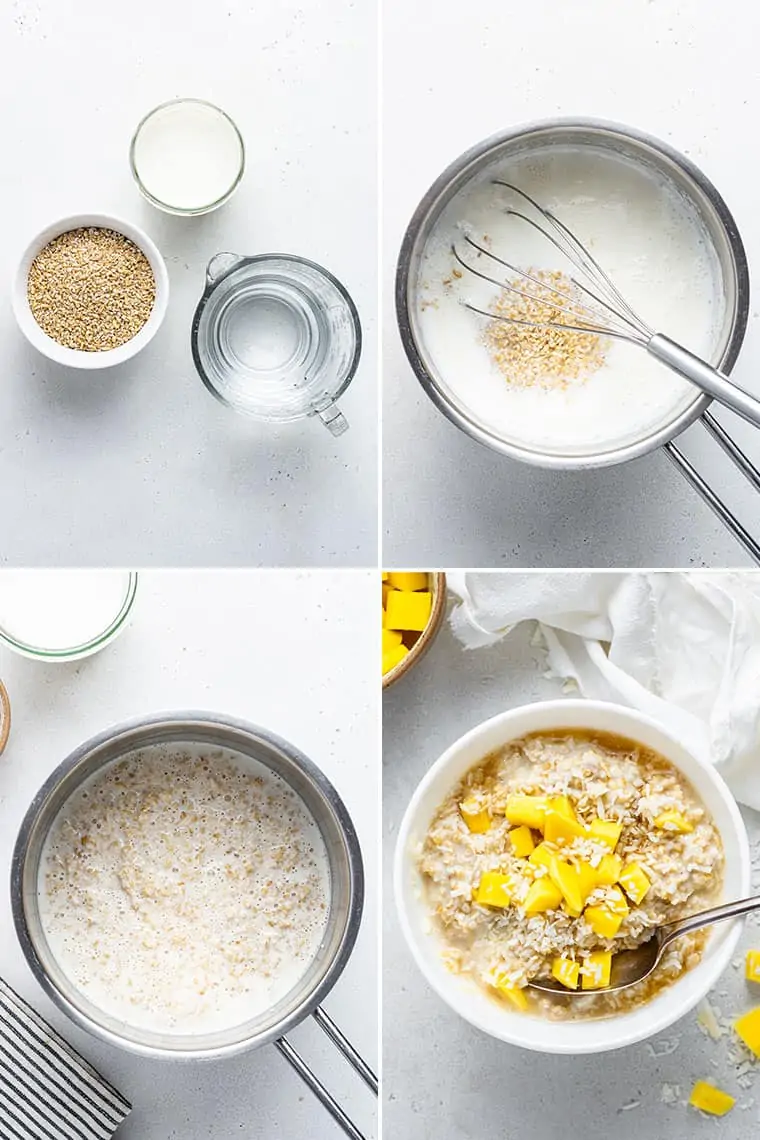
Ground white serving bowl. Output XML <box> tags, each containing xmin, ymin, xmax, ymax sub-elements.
<box><xmin>12</xmin><ymin>213</ymin><xmax>169</xmax><ymax>369</ymax></box>
<box><xmin>394</xmin><ymin>699</ymin><xmax>750</xmax><ymax>1054</ymax></box>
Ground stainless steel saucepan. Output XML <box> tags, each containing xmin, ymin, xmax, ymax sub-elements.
<box><xmin>396</xmin><ymin>118</ymin><xmax>760</xmax><ymax>562</ymax></box>
<box><xmin>11</xmin><ymin>712</ymin><xmax>377</xmax><ymax>1140</ymax></box>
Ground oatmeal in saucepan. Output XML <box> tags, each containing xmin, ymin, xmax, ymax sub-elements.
<box><xmin>419</xmin><ymin>730</ymin><xmax>723</xmax><ymax>1019</ymax></box>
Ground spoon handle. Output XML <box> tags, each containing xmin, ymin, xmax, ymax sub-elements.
<box><xmin>662</xmin><ymin>893</ymin><xmax>760</xmax><ymax>946</ymax></box>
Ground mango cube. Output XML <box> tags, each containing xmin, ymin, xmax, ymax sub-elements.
<box><xmin>523</xmin><ymin>877</ymin><xmax>562</xmax><ymax>916</ymax></box>
<box><xmin>381</xmin><ymin>572</ymin><xmax>388</xmax><ymax>581</ymax></box>
<box><xmin>551</xmin><ymin>957</ymin><xmax>580</xmax><ymax>990</ymax></box>
<box><xmin>587</xmin><ymin>818</ymin><xmax>622</xmax><ymax>850</ymax></box>
<box><xmin>384</xmin><ymin>589</ymin><xmax>432</xmax><ymax>632</ymax></box>
<box><xmin>548</xmin><ymin>795</ymin><xmax>577</xmax><ymax>821</ymax></box>
<box><xmin>575</xmin><ymin>860</ymin><xmax>599</xmax><ymax>904</ymax></box>
<box><xmin>581</xmin><ymin>951</ymin><xmax>612</xmax><ymax>990</ymax></box>
<box><xmin>505</xmin><ymin>795</ymin><xmax>549</xmax><ymax>830</ymax></box>
<box><xmin>689</xmin><ymin>1080</ymin><xmax>735</xmax><ymax>1116</ymax></box>
<box><xmin>746</xmin><ymin>950</ymin><xmax>760</xmax><ymax>984</ymax></box>
<box><xmin>493</xmin><ymin>980</ymin><xmax>528</xmax><ymax>1011</ymax></box>
<box><xmin>584</xmin><ymin>889</ymin><xmax>628</xmax><ymax>939</ymax></box>
<box><xmin>382</xmin><ymin>628</ymin><xmax>403</xmax><ymax>652</ymax></box>
<box><xmin>460</xmin><ymin>798</ymin><xmax>491</xmax><ymax>834</ymax></box>
<box><xmin>595</xmin><ymin>854</ymin><xmax>623</xmax><ymax>886</ymax></box>
<box><xmin>544</xmin><ymin>809</ymin><xmax>585</xmax><ymax>845</ymax></box>
<box><xmin>474</xmin><ymin>872</ymin><xmax>514</xmax><ymax>908</ymax></box>
<box><xmin>735</xmin><ymin>1007</ymin><xmax>760</xmax><ymax>1055</ymax></box>
<box><xmin>382</xmin><ymin>644</ymin><xmax>408</xmax><ymax>674</ymax></box>
<box><xmin>619</xmin><ymin>862</ymin><xmax>651</xmax><ymax>905</ymax></box>
<box><xmin>387</xmin><ymin>571</ymin><xmax>429</xmax><ymax>592</ymax></box>
<box><xmin>654</xmin><ymin>810</ymin><xmax>693</xmax><ymax>834</ymax></box>
<box><xmin>382</xmin><ymin>582</ymin><xmax>391</xmax><ymax>607</ymax></box>
<box><xmin>528</xmin><ymin>841</ymin><xmax>555</xmax><ymax>870</ymax></box>
<box><xmin>509</xmin><ymin>825</ymin><xmax>535</xmax><ymax>858</ymax></box>
<box><xmin>548</xmin><ymin>858</ymin><xmax>584</xmax><ymax>915</ymax></box>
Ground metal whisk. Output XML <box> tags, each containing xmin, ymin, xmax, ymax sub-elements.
<box><xmin>453</xmin><ymin>181</ymin><xmax>760</xmax><ymax>429</ymax></box>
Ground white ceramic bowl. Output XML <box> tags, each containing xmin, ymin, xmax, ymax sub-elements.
<box><xmin>395</xmin><ymin>699</ymin><xmax>750</xmax><ymax>1054</ymax></box>
<box><xmin>12</xmin><ymin>213</ymin><xmax>169</xmax><ymax>369</ymax></box>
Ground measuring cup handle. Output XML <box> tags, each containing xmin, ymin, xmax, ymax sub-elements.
<box><xmin>313</xmin><ymin>398</ymin><xmax>349</xmax><ymax>436</ymax></box>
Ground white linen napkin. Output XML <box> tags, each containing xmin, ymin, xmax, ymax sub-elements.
<box><xmin>447</xmin><ymin>571</ymin><xmax>760</xmax><ymax>810</ymax></box>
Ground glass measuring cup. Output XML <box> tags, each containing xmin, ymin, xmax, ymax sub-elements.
<box><xmin>191</xmin><ymin>253</ymin><xmax>362</xmax><ymax>434</ymax></box>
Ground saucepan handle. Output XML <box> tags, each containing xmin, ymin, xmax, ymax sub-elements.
<box><xmin>275</xmin><ymin>1006</ymin><xmax>377</xmax><ymax>1140</ymax></box>
<box><xmin>664</xmin><ymin>410</ymin><xmax>760</xmax><ymax>565</ymax></box>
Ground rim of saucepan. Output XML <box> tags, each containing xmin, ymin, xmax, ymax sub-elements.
<box><xmin>395</xmin><ymin>117</ymin><xmax>750</xmax><ymax>469</ymax></box>
<box><xmin>129</xmin><ymin>98</ymin><xmax>246</xmax><ymax>217</ymax></box>
<box><xmin>11</xmin><ymin>711</ymin><xmax>364</xmax><ymax>1061</ymax></box>
<box><xmin>190</xmin><ymin>252</ymin><xmax>363</xmax><ymax>420</ymax></box>
<box><xmin>12</xmin><ymin>214</ymin><xmax>170</xmax><ymax>369</ymax></box>
<box><xmin>394</xmin><ymin>698</ymin><xmax>750</xmax><ymax>1053</ymax></box>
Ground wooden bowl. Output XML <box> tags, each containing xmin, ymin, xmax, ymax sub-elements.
<box><xmin>0</xmin><ymin>680</ymin><xmax>11</xmax><ymax>754</ymax></box>
<box><xmin>382</xmin><ymin>573</ymin><xmax>447</xmax><ymax>690</ymax></box>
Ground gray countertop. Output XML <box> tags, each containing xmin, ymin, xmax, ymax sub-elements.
<box><xmin>0</xmin><ymin>571</ymin><xmax>378</xmax><ymax>1139</ymax></box>
<box><xmin>0</xmin><ymin>0</ymin><xmax>377</xmax><ymax>567</ymax></box>
<box><xmin>382</xmin><ymin>0</ymin><xmax>760</xmax><ymax>568</ymax></box>
<box><xmin>383</xmin><ymin>612</ymin><xmax>760</xmax><ymax>1139</ymax></box>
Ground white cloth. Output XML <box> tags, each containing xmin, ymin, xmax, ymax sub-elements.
<box><xmin>447</xmin><ymin>572</ymin><xmax>760</xmax><ymax>810</ymax></box>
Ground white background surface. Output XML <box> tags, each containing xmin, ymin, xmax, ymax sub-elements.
<box><xmin>383</xmin><ymin>590</ymin><xmax>760</xmax><ymax>1138</ymax></box>
<box><xmin>383</xmin><ymin>0</ymin><xmax>760</xmax><ymax>568</ymax></box>
<box><xmin>0</xmin><ymin>0</ymin><xmax>377</xmax><ymax>567</ymax></box>
<box><xmin>0</xmin><ymin>570</ymin><xmax>378</xmax><ymax>1139</ymax></box>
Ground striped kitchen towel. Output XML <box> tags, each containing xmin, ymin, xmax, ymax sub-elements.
<box><xmin>0</xmin><ymin>978</ymin><xmax>131</xmax><ymax>1139</ymax></box>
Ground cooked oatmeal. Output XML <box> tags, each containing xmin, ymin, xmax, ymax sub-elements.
<box><xmin>419</xmin><ymin>730</ymin><xmax>723</xmax><ymax>1019</ymax></box>
<box><xmin>40</xmin><ymin>745</ymin><xmax>330</xmax><ymax>1034</ymax></box>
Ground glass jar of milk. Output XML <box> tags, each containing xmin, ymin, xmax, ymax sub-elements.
<box><xmin>0</xmin><ymin>571</ymin><xmax>137</xmax><ymax>660</ymax></box>
<box><xmin>130</xmin><ymin>99</ymin><xmax>245</xmax><ymax>216</ymax></box>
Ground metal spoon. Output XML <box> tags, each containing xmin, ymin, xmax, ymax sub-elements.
<box><xmin>530</xmin><ymin>894</ymin><xmax>760</xmax><ymax>996</ymax></box>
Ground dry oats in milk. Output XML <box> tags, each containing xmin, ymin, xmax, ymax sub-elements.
<box><xmin>419</xmin><ymin>730</ymin><xmax>723</xmax><ymax>1019</ymax></box>
<box><xmin>40</xmin><ymin>746</ymin><xmax>330</xmax><ymax>1034</ymax></box>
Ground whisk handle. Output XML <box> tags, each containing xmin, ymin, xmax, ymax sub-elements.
<box><xmin>648</xmin><ymin>333</ymin><xmax>760</xmax><ymax>430</ymax></box>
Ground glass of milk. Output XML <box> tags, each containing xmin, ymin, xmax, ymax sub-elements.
<box><xmin>130</xmin><ymin>99</ymin><xmax>245</xmax><ymax>216</ymax></box>
<box><xmin>0</xmin><ymin>571</ymin><xmax>138</xmax><ymax>660</ymax></box>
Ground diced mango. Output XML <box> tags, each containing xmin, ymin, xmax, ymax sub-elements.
<box><xmin>746</xmin><ymin>950</ymin><xmax>760</xmax><ymax>984</ymax></box>
<box><xmin>474</xmin><ymin>872</ymin><xmax>514</xmax><ymax>909</ymax></box>
<box><xmin>575</xmin><ymin>860</ymin><xmax>599</xmax><ymax>905</ymax></box>
<box><xmin>382</xmin><ymin>582</ymin><xmax>391</xmax><ymax>607</ymax></box>
<box><xmin>386</xmin><ymin>571</ymin><xmax>429</xmax><ymax>592</ymax></box>
<box><xmin>460</xmin><ymin>798</ymin><xmax>491</xmax><ymax>834</ymax></box>
<box><xmin>584</xmin><ymin>896</ymin><xmax>627</xmax><ymax>939</ymax></box>
<box><xmin>505</xmin><ymin>795</ymin><xmax>549</xmax><ymax>830</ymax></box>
<box><xmin>528</xmin><ymin>841</ymin><xmax>555</xmax><ymax>870</ymax></box>
<box><xmin>548</xmin><ymin>858</ymin><xmax>584</xmax><ymax>915</ymax></box>
<box><xmin>382</xmin><ymin>644</ymin><xmax>409</xmax><ymax>674</ymax></box>
<box><xmin>735</xmin><ymin>1007</ymin><xmax>760</xmax><ymax>1055</ymax></box>
<box><xmin>509</xmin><ymin>825</ymin><xmax>535</xmax><ymax>858</ymax></box>
<box><xmin>381</xmin><ymin>572</ymin><xmax>388</xmax><ymax>581</ymax></box>
<box><xmin>689</xmin><ymin>1080</ymin><xmax>735</xmax><ymax>1116</ymax></box>
<box><xmin>654</xmin><ymin>810</ymin><xmax>693</xmax><ymax>834</ymax></box>
<box><xmin>595</xmin><ymin>854</ymin><xmax>623</xmax><ymax>886</ymax></box>
<box><xmin>385</xmin><ymin>589</ymin><xmax>432</xmax><ymax>632</ymax></box>
<box><xmin>551</xmin><ymin>957</ymin><xmax>580</xmax><ymax>990</ymax></box>
<box><xmin>548</xmin><ymin>795</ymin><xmax>577</xmax><ymax>822</ymax></box>
<box><xmin>523</xmin><ymin>877</ymin><xmax>562</xmax><ymax>916</ymax></box>
<box><xmin>493</xmin><ymin>980</ymin><xmax>528</xmax><ymax>1010</ymax></box>
<box><xmin>382</xmin><ymin>628</ymin><xmax>403</xmax><ymax>652</ymax></box>
<box><xmin>619</xmin><ymin>862</ymin><xmax>651</xmax><ymax>905</ymax></box>
<box><xmin>544</xmin><ymin>809</ymin><xmax>585</xmax><ymax>845</ymax></box>
<box><xmin>587</xmin><ymin>818</ymin><xmax>622</xmax><ymax>850</ymax></box>
<box><xmin>581</xmin><ymin>951</ymin><xmax>612</xmax><ymax>990</ymax></box>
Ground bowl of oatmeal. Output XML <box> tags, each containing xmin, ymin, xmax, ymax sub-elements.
<box><xmin>12</xmin><ymin>713</ymin><xmax>364</xmax><ymax>1060</ymax></box>
<box><xmin>395</xmin><ymin>699</ymin><xmax>749</xmax><ymax>1053</ymax></box>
